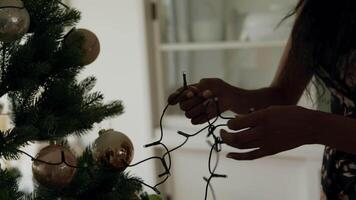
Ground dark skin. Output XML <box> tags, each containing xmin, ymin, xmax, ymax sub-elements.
<box><xmin>168</xmin><ymin>37</ymin><xmax>356</xmax><ymax>161</ymax></box>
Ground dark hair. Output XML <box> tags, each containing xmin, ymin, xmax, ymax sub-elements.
<box><xmin>289</xmin><ymin>0</ymin><xmax>356</xmax><ymax>78</ymax></box>
<box><xmin>280</xmin><ymin>0</ymin><xmax>356</xmax><ymax>104</ymax></box>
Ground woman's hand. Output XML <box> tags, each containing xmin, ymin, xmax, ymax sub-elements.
<box><xmin>168</xmin><ymin>78</ymin><xmax>238</xmax><ymax>124</ymax></box>
<box><xmin>220</xmin><ymin>105</ymin><xmax>321</xmax><ymax>160</ymax></box>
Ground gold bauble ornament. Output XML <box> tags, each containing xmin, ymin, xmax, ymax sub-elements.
<box><xmin>32</xmin><ymin>144</ymin><xmax>77</xmax><ymax>188</ymax></box>
<box><xmin>65</xmin><ymin>28</ymin><xmax>100</xmax><ymax>66</ymax></box>
<box><xmin>93</xmin><ymin>129</ymin><xmax>134</xmax><ymax>171</ymax></box>
<box><xmin>0</xmin><ymin>0</ymin><xmax>30</xmax><ymax>42</ymax></box>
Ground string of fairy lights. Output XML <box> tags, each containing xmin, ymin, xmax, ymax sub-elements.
<box><xmin>14</xmin><ymin>73</ymin><xmax>234</xmax><ymax>200</ymax></box>
<box><xmin>2</xmin><ymin>1</ymin><xmax>236</xmax><ymax>199</ymax></box>
<box><xmin>126</xmin><ymin>73</ymin><xmax>233</xmax><ymax>199</ymax></box>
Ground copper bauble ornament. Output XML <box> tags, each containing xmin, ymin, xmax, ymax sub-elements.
<box><xmin>93</xmin><ymin>129</ymin><xmax>134</xmax><ymax>171</ymax></box>
<box><xmin>0</xmin><ymin>0</ymin><xmax>30</xmax><ymax>42</ymax></box>
<box><xmin>65</xmin><ymin>28</ymin><xmax>100</xmax><ymax>66</ymax></box>
<box><xmin>32</xmin><ymin>145</ymin><xmax>77</xmax><ymax>188</ymax></box>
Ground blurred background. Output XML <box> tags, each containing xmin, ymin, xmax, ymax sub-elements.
<box><xmin>0</xmin><ymin>0</ymin><xmax>329</xmax><ymax>199</ymax></box>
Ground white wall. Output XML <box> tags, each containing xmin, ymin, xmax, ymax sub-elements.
<box><xmin>70</xmin><ymin>0</ymin><xmax>155</xmax><ymax>183</ymax></box>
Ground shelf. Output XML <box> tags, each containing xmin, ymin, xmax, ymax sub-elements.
<box><xmin>159</xmin><ymin>40</ymin><xmax>287</xmax><ymax>52</ymax></box>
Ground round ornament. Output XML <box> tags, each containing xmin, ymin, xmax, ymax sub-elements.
<box><xmin>65</xmin><ymin>28</ymin><xmax>100</xmax><ymax>66</ymax></box>
<box><xmin>93</xmin><ymin>129</ymin><xmax>134</xmax><ymax>171</ymax></box>
<box><xmin>32</xmin><ymin>144</ymin><xmax>77</xmax><ymax>188</ymax></box>
<box><xmin>0</xmin><ymin>0</ymin><xmax>30</xmax><ymax>42</ymax></box>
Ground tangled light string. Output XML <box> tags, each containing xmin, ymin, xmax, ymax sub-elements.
<box><xmin>14</xmin><ymin>73</ymin><xmax>234</xmax><ymax>199</ymax></box>
<box><xmin>125</xmin><ymin>73</ymin><xmax>235</xmax><ymax>198</ymax></box>
<box><xmin>3</xmin><ymin>1</ymin><xmax>236</xmax><ymax>195</ymax></box>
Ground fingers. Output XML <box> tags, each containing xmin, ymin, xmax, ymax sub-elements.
<box><xmin>220</xmin><ymin>129</ymin><xmax>262</xmax><ymax>149</ymax></box>
<box><xmin>168</xmin><ymin>78</ymin><xmax>222</xmax><ymax>105</ymax></box>
<box><xmin>167</xmin><ymin>88</ymin><xmax>183</xmax><ymax>105</ymax></box>
<box><xmin>185</xmin><ymin>103</ymin><xmax>206</xmax><ymax>119</ymax></box>
<box><xmin>184</xmin><ymin>98</ymin><xmax>215</xmax><ymax>116</ymax></box>
<box><xmin>168</xmin><ymin>86</ymin><xmax>217</xmax><ymax>125</ymax></box>
<box><xmin>188</xmin><ymin>99</ymin><xmax>219</xmax><ymax>124</ymax></box>
<box><xmin>180</xmin><ymin>97</ymin><xmax>205</xmax><ymax>111</ymax></box>
<box><xmin>227</xmin><ymin>113</ymin><xmax>262</xmax><ymax>130</ymax></box>
<box><xmin>167</xmin><ymin>81</ymin><xmax>219</xmax><ymax>126</ymax></box>
<box><xmin>191</xmin><ymin>114</ymin><xmax>209</xmax><ymax>125</ymax></box>
<box><xmin>226</xmin><ymin>149</ymin><xmax>269</xmax><ymax>160</ymax></box>
<box><xmin>168</xmin><ymin>85</ymin><xmax>199</xmax><ymax>105</ymax></box>
<box><xmin>200</xmin><ymin>89</ymin><xmax>213</xmax><ymax>99</ymax></box>
<box><xmin>191</xmin><ymin>110</ymin><xmax>218</xmax><ymax>125</ymax></box>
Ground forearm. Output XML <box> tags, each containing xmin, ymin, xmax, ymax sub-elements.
<box><xmin>230</xmin><ymin>35</ymin><xmax>313</xmax><ymax>115</ymax></box>
<box><xmin>229</xmin><ymin>86</ymin><xmax>298</xmax><ymax>114</ymax></box>
<box><xmin>315</xmin><ymin>111</ymin><xmax>356</xmax><ymax>154</ymax></box>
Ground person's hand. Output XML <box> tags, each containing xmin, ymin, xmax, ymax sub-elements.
<box><xmin>220</xmin><ymin>105</ymin><xmax>321</xmax><ymax>160</ymax></box>
<box><xmin>168</xmin><ymin>78</ymin><xmax>237</xmax><ymax>124</ymax></box>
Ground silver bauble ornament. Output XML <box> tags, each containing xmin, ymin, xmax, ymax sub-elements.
<box><xmin>32</xmin><ymin>145</ymin><xmax>77</xmax><ymax>188</ymax></box>
<box><xmin>93</xmin><ymin>129</ymin><xmax>134</xmax><ymax>172</ymax></box>
<box><xmin>0</xmin><ymin>0</ymin><xmax>30</xmax><ymax>42</ymax></box>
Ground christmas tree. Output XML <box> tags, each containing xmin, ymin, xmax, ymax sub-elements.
<box><xmin>0</xmin><ymin>0</ymin><xmax>151</xmax><ymax>199</ymax></box>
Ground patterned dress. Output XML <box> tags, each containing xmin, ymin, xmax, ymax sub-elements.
<box><xmin>319</xmin><ymin>50</ymin><xmax>356</xmax><ymax>200</ymax></box>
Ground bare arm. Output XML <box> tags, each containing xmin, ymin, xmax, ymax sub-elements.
<box><xmin>230</xmin><ymin>37</ymin><xmax>313</xmax><ymax>114</ymax></box>
<box><xmin>168</xmin><ymin>37</ymin><xmax>313</xmax><ymax>123</ymax></box>
<box><xmin>168</xmin><ymin>2</ymin><xmax>310</xmax><ymax>121</ymax></box>
<box><xmin>229</xmin><ymin>1</ymin><xmax>310</xmax><ymax>114</ymax></box>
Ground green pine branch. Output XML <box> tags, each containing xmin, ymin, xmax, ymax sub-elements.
<box><xmin>9</xmin><ymin>76</ymin><xmax>124</xmax><ymax>141</ymax></box>
<box><xmin>2</xmin><ymin>0</ymin><xmax>81</xmax><ymax>94</ymax></box>
<box><xmin>0</xmin><ymin>169</ymin><xmax>24</xmax><ymax>200</ymax></box>
<box><xmin>0</xmin><ymin>0</ymin><xmax>143</xmax><ymax>198</ymax></box>
<box><xmin>0</xmin><ymin>0</ymin><xmax>123</xmax><ymax>155</ymax></box>
<box><xmin>0</xmin><ymin>127</ymin><xmax>37</xmax><ymax>160</ymax></box>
